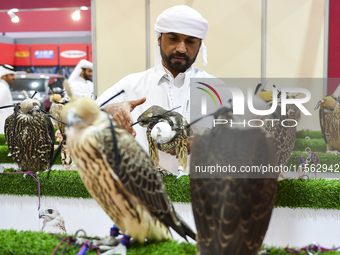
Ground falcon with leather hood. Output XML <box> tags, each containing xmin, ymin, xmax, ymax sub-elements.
<box><xmin>5</xmin><ymin>91</ymin><xmax>55</xmax><ymax>173</ymax></box>
<box><xmin>137</xmin><ymin>105</ymin><xmax>190</xmax><ymax>180</ymax></box>
<box><xmin>315</xmin><ymin>95</ymin><xmax>340</xmax><ymax>155</ymax></box>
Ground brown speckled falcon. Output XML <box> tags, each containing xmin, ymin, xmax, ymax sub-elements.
<box><xmin>61</xmin><ymin>92</ymin><xmax>195</xmax><ymax>254</ymax></box>
<box><xmin>49</xmin><ymin>91</ymin><xmax>68</xmax><ymax>138</ymax></box>
<box><xmin>256</xmin><ymin>84</ymin><xmax>301</xmax><ymax>166</ymax></box>
<box><xmin>190</xmin><ymin>107</ymin><xmax>278</xmax><ymax>255</ymax></box>
<box><xmin>315</xmin><ymin>95</ymin><xmax>340</xmax><ymax>155</ymax></box>
<box><xmin>4</xmin><ymin>92</ymin><xmax>55</xmax><ymax>173</ymax></box>
<box><xmin>137</xmin><ymin>105</ymin><xmax>190</xmax><ymax>179</ymax></box>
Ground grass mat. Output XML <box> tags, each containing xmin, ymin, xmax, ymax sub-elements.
<box><xmin>1</xmin><ymin>230</ymin><xmax>340</xmax><ymax>255</ymax></box>
<box><xmin>2</xmin><ymin>170</ymin><xmax>340</xmax><ymax>209</ymax></box>
<box><xmin>296</xmin><ymin>130</ymin><xmax>323</xmax><ymax>139</ymax></box>
<box><xmin>293</xmin><ymin>138</ymin><xmax>327</xmax><ymax>152</ymax></box>
<box><xmin>287</xmin><ymin>151</ymin><xmax>340</xmax><ymax>169</ymax></box>
<box><xmin>0</xmin><ymin>230</ymin><xmax>196</xmax><ymax>255</ymax></box>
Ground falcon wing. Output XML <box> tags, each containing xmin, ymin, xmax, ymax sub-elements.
<box><xmin>99</xmin><ymin>119</ymin><xmax>195</xmax><ymax>240</ymax></box>
<box><xmin>44</xmin><ymin>112</ymin><xmax>56</xmax><ymax>167</ymax></box>
<box><xmin>319</xmin><ymin>107</ymin><xmax>327</xmax><ymax>144</ymax></box>
<box><xmin>190</xmin><ymin>126</ymin><xmax>278</xmax><ymax>254</ymax></box>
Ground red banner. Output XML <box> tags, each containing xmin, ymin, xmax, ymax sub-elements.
<box><xmin>14</xmin><ymin>45</ymin><xmax>30</xmax><ymax>66</ymax></box>
<box><xmin>0</xmin><ymin>43</ymin><xmax>15</xmax><ymax>66</ymax></box>
<box><xmin>59</xmin><ymin>43</ymin><xmax>87</xmax><ymax>66</ymax></box>
<box><xmin>328</xmin><ymin>0</ymin><xmax>340</xmax><ymax>95</ymax></box>
<box><xmin>31</xmin><ymin>44</ymin><xmax>58</xmax><ymax>66</ymax></box>
<box><xmin>89</xmin><ymin>43</ymin><xmax>92</xmax><ymax>63</ymax></box>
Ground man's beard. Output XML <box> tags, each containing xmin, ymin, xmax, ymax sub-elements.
<box><xmin>160</xmin><ymin>45</ymin><xmax>199</xmax><ymax>73</ymax></box>
<box><xmin>83</xmin><ymin>71</ymin><xmax>92</xmax><ymax>81</ymax></box>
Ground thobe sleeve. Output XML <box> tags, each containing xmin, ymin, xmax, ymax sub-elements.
<box><xmin>95</xmin><ymin>75</ymin><xmax>130</xmax><ymax>107</ymax></box>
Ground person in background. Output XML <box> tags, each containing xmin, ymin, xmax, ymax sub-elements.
<box><xmin>95</xmin><ymin>5</ymin><xmax>213</xmax><ymax>174</ymax></box>
<box><xmin>0</xmin><ymin>64</ymin><xmax>16</xmax><ymax>134</ymax></box>
<box><xmin>67</xmin><ymin>59</ymin><xmax>94</xmax><ymax>99</ymax></box>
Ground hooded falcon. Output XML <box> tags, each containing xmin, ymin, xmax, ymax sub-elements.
<box><xmin>315</xmin><ymin>95</ymin><xmax>340</xmax><ymax>155</ymax></box>
<box><xmin>190</xmin><ymin>106</ymin><xmax>278</xmax><ymax>255</ymax></box>
<box><xmin>4</xmin><ymin>91</ymin><xmax>55</xmax><ymax>173</ymax></box>
<box><xmin>49</xmin><ymin>87</ymin><xmax>68</xmax><ymax>139</ymax></box>
<box><xmin>137</xmin><ymin>105</ymin><xmax>190</xmax><ymax>179</ymax></box>
<box><xmin>61</xmin><ymin>90</ymin><xmax>195</xmax><ymax>254</ymax></box>
<box><xmin>255</xmin><ymin>84</ymin><xmax>301</xmax><ymax>166</ymax></box>
<box><xmin>39</xmin><ymin>206</ymin><xmax>67</xmax><ymax>234</ymax></box>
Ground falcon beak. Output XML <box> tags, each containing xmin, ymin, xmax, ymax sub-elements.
<box><xmin>28</xmin><ymin>105</ymin><xmax>41</xmax><ymax>113</ymax></box>
<box><xmin>39</xmin><ymin>211</ymin><xmax>46</xmax><ymax>219</ymax></box>
<box><xmin>66</xmin><ymin>111</ymin><xmax>86</xmax><ymax>127</ymax></box>
<box><xmin>156</xmin><ymin>137</ymin><xmax>162</xmax><ymax>146</ymax></box>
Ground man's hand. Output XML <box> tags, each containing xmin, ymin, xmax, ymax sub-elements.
<box><xmin>166</xmin><ymin>137</ymin><xmax>192</xmax><ymax>158</ymax></box>
<box><xmin>102</xmin><ymin>97</ymin><xmax>146</xmax><ymax>137</ymax></box>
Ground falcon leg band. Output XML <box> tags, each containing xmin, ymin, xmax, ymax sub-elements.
<box><xmin>121</xmin><ymin>235</ymin><xmax>131</xmax><ymax>247</ymax></box>
<box><xmin>110</xmin><ymin>225</ymin><xmax>120</xmax><ymax>237</ymax></box>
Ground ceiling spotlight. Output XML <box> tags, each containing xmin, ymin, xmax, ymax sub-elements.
<box><xmin>80</xmin><ymin>6</ymin><xmax>89</xmax><ymax>11</ymax></box>
<box><xmin>72</xmin><ymin>9</ymin><xmax>81</xmax><ymax>21</ymax></box>
<box><xmin>7</xmin><ymin>8</ymin><xmax>19</xmax><ymax>23</ymax></box>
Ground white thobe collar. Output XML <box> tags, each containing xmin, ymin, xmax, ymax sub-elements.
<box><xmin>154</xmin><ymin>62</ymin><xmax>193</xmax><ymax>87</ymax></box>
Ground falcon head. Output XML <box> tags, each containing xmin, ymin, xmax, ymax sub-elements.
<box><xmin>20</xmin><ymin>98</ymin><xmax>41</xmax><ymax>114</ymax></box>
<box><xmin>61</xmin><ymin>80</ymin><xmax>101</xmax><ymax>128</ymax></box>
<box><xmin>150</xmin><ymin>122</ymin><xmax>176</xmax><ymax>145</ymax></box>
<box><xmin>315</xmin><ymin>96</ymin><xmax>339</xmax><ymax>114</ymax></box>
<box><xmin>62</xmin><ymin>97</ymin><xmax>100</xmax><ymax>128</ymax></box>
<box><xmin>50</xmin><ymin>94</ymin><xmax>62</xmax><ymax>102</ymax></box>
<box><xmin>39</xmin><ymin>207</ymin><xmax>60</xmax><ymax>221</ymax></box>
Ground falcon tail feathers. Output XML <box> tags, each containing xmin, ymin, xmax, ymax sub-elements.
<box><xmin>170</xmin><ymin>212</ymin><xmax>196</xmax><ymax>241</ymax></box>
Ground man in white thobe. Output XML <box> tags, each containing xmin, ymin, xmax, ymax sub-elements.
<box><xmin>0</xmin><ymin>65</ymin><xmax>16</xmax><ymax>134</ymax></box>
<box><xmin>96</xmin><ymin>5</ymin><xmax>214</xmax><ymax>174</ymax></box>
<box><xmin>67</xmin><ymin>59</ymin><xmax>94</xmax><ymax>99</ymax></box>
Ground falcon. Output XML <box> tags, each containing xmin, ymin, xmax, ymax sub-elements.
<box><xmin>61</xmin><ymin>90</ymin><xmax>195</xmax><ymax>254</ymax></box>
<box><xmin>190</xmin><ymin>106</ymin><xmax>278</xmax><ymax>255</ymax></box>
<box><xmin>39</xmin><ymin>206</ymin><xmax>67</xmax><ymax>234</ymax></box>
<box><xmin>255</xmin><ymin>84</ymin><xmax>301</xmax><ymax>166</ymax></box>
<box><xmin>137</xmin><ymin>105</ymin><xmax>190</xmax><ymax>179</ymax></box>
<box><xmin>49</xmin><ymin>87</ymin><xmax>68</xmax><ymax>139</ymax></box>
<box><xmin>315</xmin><ymin>95</ymin><xmax>340</xmax><ymax>155</ymax></box>
<box><xmin>4</xmin><ymin>91</ymin><xmax>55</xmax><ymax>173</ymax></box>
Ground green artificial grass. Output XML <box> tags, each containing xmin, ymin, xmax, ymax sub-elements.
<box><xmin>0</xmin><ymin>146</ymin><xmax>14</xmax><ymax>163</ymax></box>
<box><xmin>0</xmin><ymin>134</ymin><xmax>5</xmax><ymax>146</ymax></box>
<box><xmin>163</xmin><ymin>175</ymin><xmax>191</xmax><ymax>203</ymax></box>
<box><xmin>0</xmin><ymin>230</ymin><xmax>196</xmax><ymax>255</ymax></box>
<box><xmin>275</xmin><ymin>178</ymin><xmax>340</xmax><ymax>209</ymax></box>
<box><xmin>2</xmin><ymin>170</ymin><xmax>340</xmax><ymax>209</ymax></box>
<box><xmin>293</xmin><ymin>138</ymin><xmax>327</xmax><ymax>152</ymax></box>
<box><xmin>287</xmin><ymin>151</ymin><xmax>340</xmax><ymax>170</ymax></box>
<box><xmin>296</xmin><ymin>130</ymin><xmax>323</xmax><ymax>139</ymax></box>
<box><xmin>0</xmin><ymin>145</ymin><xmax>62</xmax><ymax>165</ymax></box>
<box><xmin>0</xmin><ymin>169</ymin><xmax>90</xmax><ymax>198</ymax></box>
<box><xmin>1</xmin><ymin>230</ymin><xmax>340</xmax><ymax>255</ymax></box>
